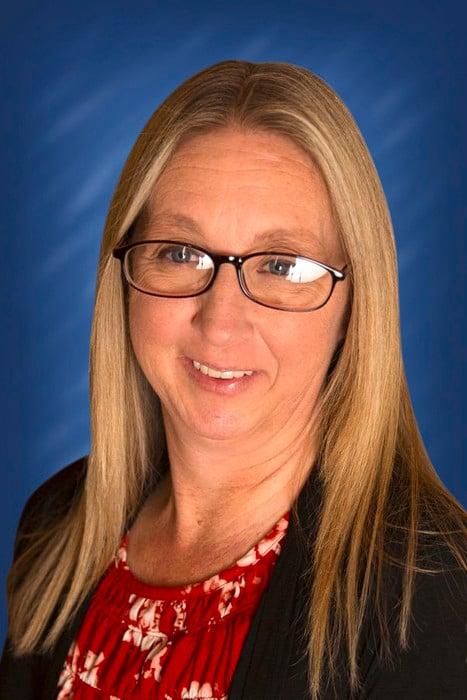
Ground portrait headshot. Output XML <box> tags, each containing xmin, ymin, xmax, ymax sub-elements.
<box><xmin>0</xmin><ymin>5</ymin><xmax>466</xmax><ymax>700</ymax></box>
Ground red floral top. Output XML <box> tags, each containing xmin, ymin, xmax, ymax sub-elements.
<box><xmin>55</xmin><ymin>510</ymin><xmax>290</xmax><ymax>699</ymax></box>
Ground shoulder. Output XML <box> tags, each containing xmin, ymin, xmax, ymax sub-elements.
<box><xmin>409</xmin><ymin>526</ymin><xmax>467</xmax><ymax>629</ymax></box>
<box><xmin>409</xmin><ymin>542</ymin><xmax>466</xmax><ymax>644</ymax></box>
<box><xmin>410</xmin><ymin>540</ymin><xmax>466</xmax><ymax>641</ymax></box>
<box><xmin>362</xmin><ymin>540</ymin><xmax>467</xmax><ymax>699</ymax></box>
<box><xmin>405</xmin><ymin>532</ymin><xmax>466</xmax><ymax>642</ymax></box>
<box><xmin>12</xmin><ymin>455</ymin><xmax>88</xmax><ymax>561</ymax></box>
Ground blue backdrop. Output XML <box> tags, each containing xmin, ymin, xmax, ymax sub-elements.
<box><xmin>1</xmin><ymin>0</ymin><xmax>466</xmax><ymax>648</ymax></box>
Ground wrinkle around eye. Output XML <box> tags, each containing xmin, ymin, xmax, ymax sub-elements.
<box><xmin>141</xmin><ymin>236</ymin><xmax>329</xmax><ymax>262</ymax></box>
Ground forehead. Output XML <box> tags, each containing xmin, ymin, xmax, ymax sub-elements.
<box><xmin>141</xmin><ymin>128</ymin><xmax>341</xmax><ymax>259</ymax></box>
<box><xmin>152</xmin><ymin>128</ymin><xmax>324</xmax><ymax>196</ymax></box>
<box><xmin>164</xmin><ymin>127</ymin><xmax>316</xmax><ymax>170</ymax></box>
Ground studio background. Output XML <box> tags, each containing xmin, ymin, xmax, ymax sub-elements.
<box><xmin>1</xmin><ymin>0</ymin><xmax>466</xmax><ymax>648</ymax></box>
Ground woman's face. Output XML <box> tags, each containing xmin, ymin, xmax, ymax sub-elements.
<box><xmin>128</xmin><ymin>127</ymin><xmax>349</xmax><ymax>445</ymax></box>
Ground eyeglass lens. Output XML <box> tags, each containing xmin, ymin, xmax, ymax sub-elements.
<box><xmin>124</xmin><ymin>242</ymin><xmax>334</xmax><ymax>311</ymax></box>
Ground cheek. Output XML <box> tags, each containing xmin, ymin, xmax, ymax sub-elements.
<box><xmin>128</xmin><ymin>295</ymin><xmax>185</xmax><ymax>363</ymax></box>
<box><xmin>273</xmin><ymin>314</ymin><xmax>341</xmax><ymax>380</ymax></box>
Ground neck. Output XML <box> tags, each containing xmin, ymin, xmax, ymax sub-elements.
<box><xmin>151</xmin><ymin>436</ymin><xmax>316</xmax><ymax>554</ymax></box>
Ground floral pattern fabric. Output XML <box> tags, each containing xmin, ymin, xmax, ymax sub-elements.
<box><xmin>56</xmin><ymin>510</ymin><xmax>290</xmax><ymax>699</ymax></box>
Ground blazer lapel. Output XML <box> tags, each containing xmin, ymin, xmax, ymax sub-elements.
<box><xmin>228</xmin><ymin>462</ymin><xmax>323</xmax><ymax>700</ymax></box>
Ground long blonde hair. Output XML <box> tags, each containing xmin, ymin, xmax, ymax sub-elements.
<box><xmin>6</xmin><ymin>59</ymin><xmax>466</xmax><ymax>698</ymax></box>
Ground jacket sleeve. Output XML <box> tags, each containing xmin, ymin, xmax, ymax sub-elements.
<box><xmin>0</xmin><ymin>456</ymin><xmax>88</xmax><ymax>699</ymax></box>
<box><xmin>362</xmin><ymin>550</ymin><xmax>467</xmax><ymax>699</ymax></box>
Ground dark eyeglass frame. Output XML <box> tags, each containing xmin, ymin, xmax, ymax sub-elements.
<box><xmin>112</xmin><ymin>238</ymin><xmax>349</xmax><ymax>312</ymax></box>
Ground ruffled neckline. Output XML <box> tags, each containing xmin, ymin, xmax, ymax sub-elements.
<box><xmin>113</xmin><ymin>509</ymin><xmax>291</xmax><ymax>600</ymax></box>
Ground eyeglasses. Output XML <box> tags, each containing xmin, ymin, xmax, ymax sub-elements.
<box><xmin>112</xmin><ymin>239</ymin><xmax>349</xmax><ymax>312</ymax></box>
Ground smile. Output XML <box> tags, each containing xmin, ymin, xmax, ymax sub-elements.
<box><xmin>192</xmin><ymin>359</ymin><xmax>254</xmax><ymax>379</ymax></box>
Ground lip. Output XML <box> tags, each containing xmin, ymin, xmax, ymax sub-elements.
<box><xmin>189</xmin><ymin>357</ymin><xmax>255</xmax><ymax>373</ymax></box>
<box><xmin>181</xmin><ymin>356</ymin><xmax>261</xmax><ymax>396</ymax></box>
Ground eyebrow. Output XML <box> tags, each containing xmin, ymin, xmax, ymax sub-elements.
<box><xmin>142</xmin><ymin>212</ymin><xmax>328</xmax><ymax>257</ymax></box>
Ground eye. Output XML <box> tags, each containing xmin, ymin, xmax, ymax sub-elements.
<box><xmin>269</xmin><ymin>258</ymin><xmax>294</xmax><ymax>276</ymax></box>
<box><xmin>255</xmin><ymin>255</ymin><xmax>328</xmax><ymax>284</ymax></box>
<box><xmin>151</xmin><ymin>243</ymin><xmax>214</xmax><ymax>271</ymax></box>
<box><xmin>259</xmin><ymin>255</ymin><xmax>296</xmax><ymax>277</ymax></box>
<box><xmin>167</xmin><ymin>245</ymin><xmax>194</xmax><ymax>263</ymax></box>
<box><xmin>159</xmin><ymin>244</ymin><xmax>199</xmax><ymax>264</ymax></box>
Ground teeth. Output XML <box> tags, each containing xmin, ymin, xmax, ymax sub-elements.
<box><xmin>192</xmin><ymin>360</ymin><xmax>254</xmax><ymax>379</ymax></box>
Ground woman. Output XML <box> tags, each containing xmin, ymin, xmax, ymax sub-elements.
<box><xmin>1</xmin><ymin>60</ymin><xmax>465</xmax><ymax>699</ymax></box>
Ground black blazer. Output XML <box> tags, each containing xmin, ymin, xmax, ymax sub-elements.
<box><xmin>1</xmin><ymin>456</ymin><xmax>466</xmax><ymax>699</ymax></box>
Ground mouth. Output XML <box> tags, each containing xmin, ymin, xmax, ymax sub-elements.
<box><xmin>182</xmin><ymin>355</ymin><xmax>260</xmax><ymax>395</ymax></box>
<box><xmin>190</xmin><ymin>357</ymin><xmax>255</xmax><ymax>377</ymax></box>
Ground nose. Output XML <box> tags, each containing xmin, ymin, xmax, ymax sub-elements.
<box><xmin>192</xmin><ymin>260</ymin><xmax>255</xmax><ymax>348</ymax></box>
<box><xmin>202</xmin><ymin>260</ymin><xmax>247</xmax><ymax>309</ymax></box>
